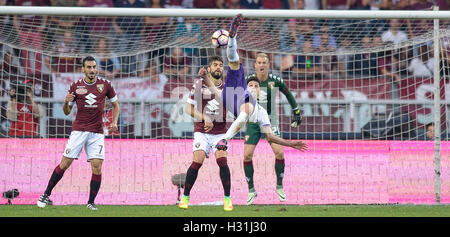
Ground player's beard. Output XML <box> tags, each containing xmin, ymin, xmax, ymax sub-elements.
<box><xmin>211</xmin><ymin>70</ymin><xmax>222</xmax><ymax>80</ymax></box>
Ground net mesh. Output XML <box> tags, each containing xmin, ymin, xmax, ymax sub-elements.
<box><xmin>1</xmin><ymin>11</ymin><xmax>450</xmax><ymax>205</ymax></box>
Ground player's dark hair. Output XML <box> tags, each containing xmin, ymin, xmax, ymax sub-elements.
<box><xmin>246</xmin><ymin>75</ymin><xmax>260</xmax><ymax>86</ymax></box>
<box><xmin>82</xmin><ymin>56</ymin><xmax>96</xmax><ymax>67</ymax></box>
<box><xmin>207</xmin><ymin>55</ymin><xmax>224</xmax><ymax>67</ymax></box>
<box><xmin>426</xmin><ymin>122</ymin><xmax>434</xmax><ymax>130</ymax></box>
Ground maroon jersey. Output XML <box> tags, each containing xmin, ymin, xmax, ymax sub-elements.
<box><xmin>187</xmin><ymin>79</ymin><xmax>227</xmax><ymax>134</ymax></box>
<box><xmin>68</xmin><ymin>77</ymin><xmax>117</xmax><ymax>134</ymax></box>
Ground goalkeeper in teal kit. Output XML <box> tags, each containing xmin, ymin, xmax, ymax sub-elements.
<box><xmin>244</xmin><ymin>53</ymin><xmax>302</xmax><ymax>205</ymax></box>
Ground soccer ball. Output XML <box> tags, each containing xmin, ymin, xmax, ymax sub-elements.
<box><xmin>211</xmin><ymin>29</ymin><xmax>229</xmax><ymax>48</ymax></box>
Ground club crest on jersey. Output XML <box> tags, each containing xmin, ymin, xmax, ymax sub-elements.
<box><xmin>97</xmin><ymin>84</ymin><xmax>104</xmax><ymax>93</ymax></box>
<box><xmin>268</xmin><ymin>82</ymin><xmax>275</xmax><ymax>89</ymax></box>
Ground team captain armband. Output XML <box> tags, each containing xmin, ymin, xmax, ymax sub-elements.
<box><xmin>109</xmin><ymin>95</ymin><xmax>118</xmax><ymax>103</ymax></box>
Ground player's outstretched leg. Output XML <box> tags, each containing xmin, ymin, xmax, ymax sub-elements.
<box><xmin>226</xmin><ymin>14</ymin><xmax>242</xmax><ymax>63</ymax></box>
<box><xmin>229</xmin><ymin>13</ymin><xmax>243</xmax><ymax>38</ymax></box>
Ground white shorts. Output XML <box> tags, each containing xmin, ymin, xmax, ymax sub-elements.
<box><xmin>193</xmin><ymin>132</ymin><xmax>226</xmax><ymax>158</ymax></box>
<box><xmin>63</xmin><ymin>131</ymin><xmax>105</xmax><ymax>161</ymax></box>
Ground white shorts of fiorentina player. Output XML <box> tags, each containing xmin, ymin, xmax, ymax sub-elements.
<box><xmin>193</xmin><ymin>132</ymin><xmax>226</xmax><ymax>158</ymax></box>
<box><xmin>64</xmin><ymin>131</ymin><xmax>106</xmax><ymax>160</ymax></box>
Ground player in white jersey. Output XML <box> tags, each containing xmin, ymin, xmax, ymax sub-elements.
<box><xmin>229</xmin><ymin>76</ymin><xmax>307</xmax><ymax>151</ymax></box>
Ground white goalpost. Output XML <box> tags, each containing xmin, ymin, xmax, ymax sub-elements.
<box><xmin>0</xmin><ymin>6</ymin><xmax>449</xmax><ymax>205</ymax></box>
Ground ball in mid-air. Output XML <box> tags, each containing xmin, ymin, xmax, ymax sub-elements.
<box><xmin>211</xmin><ymin>29</ymin><xmax>229</xmax><ymax>48</ymax></box>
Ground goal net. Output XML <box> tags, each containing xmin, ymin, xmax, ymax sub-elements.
<box><xmin>1</xmin><ymin>7</ymin><xmax>449</xmax><ymax>205</ymax></box>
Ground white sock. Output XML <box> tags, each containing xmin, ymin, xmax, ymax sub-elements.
<box><xmin>226</xmin><ymin>36</ymin><xmax>239</xmax><ymax>62</ymax></box>
<box><xmin>223</xmin><ymin>111</ymin><xmax>248</xmax><ymax>140</ymax></box>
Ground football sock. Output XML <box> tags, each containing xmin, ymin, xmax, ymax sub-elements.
<box><xmin>216</xmin><ymin>157</ymin><xmax>231</xmax><ymax>197</ymax></box>
<box><xmin>243</xmin><ymin>160</ymin><xmax>255</xmax><ymax>192</ymax></box>
<box><xmin>226</xmin><ymin>36</ymin><xmax>239</xmax><ymax>62</ymax></box>
<box><xmin>223</xmin><ymin>111</ymin><xmax>248</xmax><ymax>140</ymax></box>
<box><xmin>44</xmin><ymin>165</ymin><xmax>65</xmax><ymax>196</ymax></box>
<box><xmin>183</xmin><ymin>162</ymin><xmax>202</xmax><ymax>196</ymax></box>
<box><xmin>88</xmin><ymin>174</ymin><xmax>102</xmax><ymax>204</ymax></box>
<box><xmin>275</xmin><ymin>159</ymin><xmax>285</xmax><ymax>189</ymax></box>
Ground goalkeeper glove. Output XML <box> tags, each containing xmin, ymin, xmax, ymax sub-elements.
<box><xmin>291</xmin><ymin>108</ymin><xmax>302</xmax><ymax>128</ymax></box>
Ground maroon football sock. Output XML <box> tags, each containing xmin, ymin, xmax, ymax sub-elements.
<box><xmin>183</xmin><ymin>162</ymin><xmax>202</xmax><ymax>196</ymax></box>
<box><xmin>217</xmin><ymin>157</ymin><xmax>231</xmax><ymax>197</ymax></box>
<box><xmin>88</xmin><ymin>174</ymin><xmax>102</xmax><ymax>204</ymax></box>
<box><xmin>44</xmin><ymin>165</ymin><xmax>65</xmax><ymax>196</ymax></box>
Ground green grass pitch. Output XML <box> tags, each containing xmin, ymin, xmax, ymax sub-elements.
<box><xmin>1</xmin><ymin>204</ymin><xmax>450</xmax><ymax>217</ymax></box>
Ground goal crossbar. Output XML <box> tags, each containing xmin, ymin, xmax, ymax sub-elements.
<box><xmin>1</xmin><ymin>6</ymin><xmax>450</xmax><ymax>19</ymax></box>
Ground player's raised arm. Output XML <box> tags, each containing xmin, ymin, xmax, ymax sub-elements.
<box><xmin>198</xmin><ymin>66</ymin><xmax>222</xmax><ymax>100</ymax></box>
<box><xmin>63</xmin><ymin>92</ymin><xmax>75</xmax><ymax>115</ymax></box>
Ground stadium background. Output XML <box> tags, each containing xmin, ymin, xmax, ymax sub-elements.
<box><xmin>1</xmin><ymin>0</ymin><xmax>450</xmax><ymax>206</ymax></box>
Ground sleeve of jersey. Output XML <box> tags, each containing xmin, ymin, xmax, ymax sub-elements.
<box><xmin>106</xmin><ymin>81</ymin><xmax>118</xmax><ymax>103</ymax></box>
<box><xmin>258</xmin><ymin>106</ymin><xmax>271</xmax><ymax>128</ymax></box>
<box><xmin>277</xmin><ymin>76</ymin><xmax>298</xmax><ymax>109</ymax></box>
<box><xmin>186</xmin><ymin>80</ymin><xmax>199</xmax><ymax>107</ymax></box>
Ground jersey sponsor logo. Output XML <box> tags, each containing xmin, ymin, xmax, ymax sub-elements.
<box><xmin>76</xmin><ymin>88</ymin><xmax>88</xmax><ymax>94</ymax></box>
<box><xmin>206</xmin><ymin>99</ymin><xmax>220</xmax><ymax>115</ymax></box>
<box><xmin>97</xmin><ymin>84</ymin><xmax>104</xmax><ymax>93</ymax></box>
<box><xmin>85</xmin><ymin>93</ymin><xmax>98</xmax><ymax>108</ymax></box>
